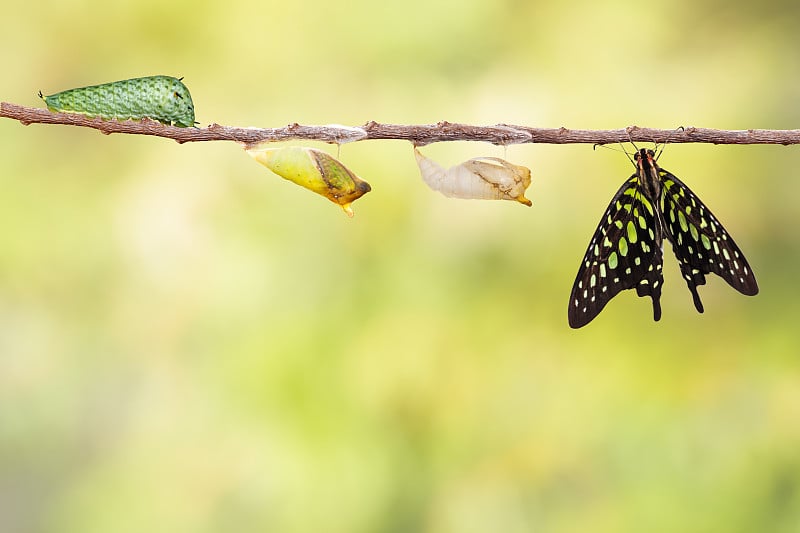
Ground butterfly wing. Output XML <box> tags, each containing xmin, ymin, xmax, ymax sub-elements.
<box><xmin>658</xmin><ymin>168</ymin><xmax>758</xmax><ymax>313</ymax></box>
<box><xmin>568</xmin><ymin>175</ymin><xmax>665</xmax><ymax>328</ymax></box>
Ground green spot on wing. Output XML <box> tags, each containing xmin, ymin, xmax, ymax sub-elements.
<box><xmin>627</xmin><ymin>221</ymin><xmax>638</xmax><ymax>243</ymax></box>
<box><xmin>641</xmin><ymin>197</ymin><xmax>655</xmax><ymax>216</ymax></box>
<box><xmin>689</xmin><ymin>223</ymin><xmax>699</xmax><ymax>241</ymax></box>
<box><xmin>678</xmin><ymin>210</ymin><xmax>688</xmax><ymax>232</ymax></box>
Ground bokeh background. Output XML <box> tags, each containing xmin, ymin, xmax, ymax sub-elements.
<box><xmin>2</xmin><ymin>1</ymin><xmax>800</xmax><ymax>532</ymax></box>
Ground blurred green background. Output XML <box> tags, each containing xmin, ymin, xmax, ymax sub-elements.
<box><xmin>2</xmin><ymin>1</ymin><xmax>800</xmax><ymax>532</ymax></box>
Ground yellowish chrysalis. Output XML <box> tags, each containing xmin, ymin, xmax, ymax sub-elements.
<box><xmin>413</xmin><ymin>147</ymin><xmax>532</xmax><ymax>206</ymax></box>
<box><xmin>247</xmin><ymin>146</ymin><xmax>371</xmax><ymax>217</ymax></box>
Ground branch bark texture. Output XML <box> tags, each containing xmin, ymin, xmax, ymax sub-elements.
<box><xmin>4</xmin><ymin>101</ymin><xmax>800</xmax><ymax>146</ymax></box>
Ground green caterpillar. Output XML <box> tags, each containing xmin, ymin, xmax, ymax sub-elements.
<box><xmin>39</xmin><ymin>75</ymin><xmax>196</xmax><ymax>127</ymax></box>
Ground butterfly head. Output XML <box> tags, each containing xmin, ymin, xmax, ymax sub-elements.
<box><xmin>633</xmin><ymin>148</ymin><xmax>657</xmax><ymax>164</ymax></box>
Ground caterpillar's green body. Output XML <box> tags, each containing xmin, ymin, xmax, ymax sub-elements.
<box><xmin>40</xmin><ymin>75</ymin><xmax>196</xmax><ymax>127</ymax></box>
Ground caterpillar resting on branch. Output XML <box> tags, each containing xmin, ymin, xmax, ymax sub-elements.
<box><xmin>39</xmin><ymin>75</ymin><xmax>196</xmax><ymax>128</ymax></box>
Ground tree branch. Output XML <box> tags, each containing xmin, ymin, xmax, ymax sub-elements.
<box><xmin>4</xmin><ymin>101</ymin><xmax>800</xmax><ymax>146</ymax></box>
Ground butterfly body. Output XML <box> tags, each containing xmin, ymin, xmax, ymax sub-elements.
<box><xmin>40</xmin><ymin>75</ymin><xmax>195</xmax><ymax>127</ymax></box>
<box><xmin>568</xmin><ymin>148</ymin><xmax>758</xmax><ymax>328</ymax></box>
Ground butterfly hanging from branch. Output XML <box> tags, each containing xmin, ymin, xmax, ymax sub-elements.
<box><xmin>568</xmin><ymin>146</ymin><xmax>758</xmax><ymax>328</ymax></box>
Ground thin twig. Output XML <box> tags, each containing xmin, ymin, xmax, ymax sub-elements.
<box><xmin>4</xmin><ymin>101</ymin><xmax>800</xmax><ymax>146</ymax></box>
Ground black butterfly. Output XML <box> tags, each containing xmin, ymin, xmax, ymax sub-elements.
<box><xmin>568</xmin><ymin>148</ymin><xmax>758</xmax><ymax>328</ymax></box>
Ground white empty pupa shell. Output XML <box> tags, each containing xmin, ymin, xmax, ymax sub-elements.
<box><xmin>413</xmin><ymin>147</ymin><xmax>532</xmax><ymax>206</ymax></box>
